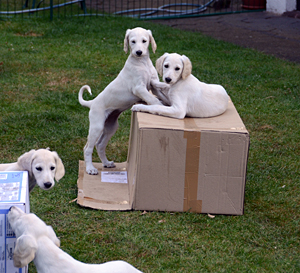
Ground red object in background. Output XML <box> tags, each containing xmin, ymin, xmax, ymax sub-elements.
<box><xmin>242</xmin><ymin>0</ymin><xmax>266</xmax><ymax>9</ymax></box>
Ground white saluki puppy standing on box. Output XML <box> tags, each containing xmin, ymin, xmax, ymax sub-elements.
<box><xmin>0</xmin><ymin>148</ymin><xmax>65</xmax><ymax>192</ymax></box>
<box><xmin>132</xmin><ymin>53</ymin><xmax>229</xmax><ymax>119</ymax></box>
<box><xmin>8</xmin><ymin>206</ymin><xmax>143</xmax><ymax>273</ymax></box>
<box><xmin>79</xmin><ymin>27</ymin><xmax>170</xmax><ymax>175</ymax></box>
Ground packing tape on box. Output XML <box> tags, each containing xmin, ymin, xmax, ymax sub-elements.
<box><xmin>183</xmin><ymin>131</ymin><xmax>202</xmax><ymax>213</ymax></box>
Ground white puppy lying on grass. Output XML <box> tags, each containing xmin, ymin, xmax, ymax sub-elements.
<box><xmin>0</xmin><ymin>148</ymin><xmax>65</xmax><ymax>192</ymax></box>
<box><xmin>8</xmin><ymin>206</ymin><xmax>143</xmax><ymax>273</ymax></box>
<box><xmin>132</xmin><ymin>53</ymin><xmax>229</xmax><ymax>119</ymax></box>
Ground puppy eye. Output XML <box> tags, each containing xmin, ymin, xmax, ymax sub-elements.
<box><xmin>175</xmin><ymin>67</ymin><xmax>180</xmax><ymax>71</ymax></box>
<box><xmin>50</xmin><ymin>166</ymin><xmax>55</xmax><ymax>171</ymax></box>
<box><xmin>164</xmin><ymin>64</ymin><xmax>169</xmax><ymax>68</ymax></box>
<box><xmin>36</xmin><ymin>167</ymin><xmax>42</xmax><ymax>171</ymax></box>
<box><xmin>131</xmin><ymin>40</ymin><xmax>136</xmax><ymax>44</ymax></box>
<box><xmin>142</xmin><ymin>39</ymin><xmax>147</xmax><ymax>43</ymax></box>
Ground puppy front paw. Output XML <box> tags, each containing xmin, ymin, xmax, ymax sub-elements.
<box><xmin>131</xmin><ymin>105</ymin><xmax>146</xmax><ymax>112</ymax></box>
<box><xmin>161</xmin><ymin>83</ymin><xmax>170</xmax><ymax>92</ymax></box>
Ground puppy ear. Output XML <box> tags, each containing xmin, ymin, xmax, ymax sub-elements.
<box><xmin>181</xmin><ymin>55</ymin><xmax>192</xmax><ymax>80</ymax></box>
<box><xmin>52</xmin><ymin>151</ymin><xmax>65</xmax><ymax>182</ymax></box>
<box><xmin>17</xmin><ymin>150</ymin><xmax>36</xmax><ymax>174</ymax></box>
<box><xmin>124</xmin><ymin>29</ymin><xmax>131</xmax><ymax>54</ymax></box>
<box><xmin>155</xmin><ymin>53</ymin><xmax>168</xmax><ymax>77</ymax></box>
<box><xmin>47</xmin><ymin>225</ymin><xmax>60</xmax><ymax>247</ymax></box>
<box><xmin>147</xmin><ymin>30</ymin><xmax>157</xmax><ymax>53</ymax></box>
<box><xmin>13</xmin><ymin>235</ymin><xmax>37</xmax><ymax>268</ymax></box>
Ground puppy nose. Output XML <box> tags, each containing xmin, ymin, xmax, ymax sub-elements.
<box><xmin>165</xmin><ymin>77</ymin><xmax>172</xmax><ymax>83</ymax></box>
<box><xmin>136</xmin><ymin>50</ymin><xmax>142</xmax><ymax>56</ymax></box>
<box><xmin>44</xmin><ymin>182</ymin><xmax>52</xmax><ymax>189</ymax></box>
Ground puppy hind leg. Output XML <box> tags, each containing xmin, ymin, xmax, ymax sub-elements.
<box><xmin>96</xmin><ymin>133</ymin><xmax>116</xmax><ymax>168</ymax></box>
<box><xmin>84</xmin><ymin>124</ymin><xmax>105</xmax><ymax>175</ymax></box>
<box><xmin>96</xmin><ymin>110</ymin><xmax>121</xmax><ymax>168</ymax></box>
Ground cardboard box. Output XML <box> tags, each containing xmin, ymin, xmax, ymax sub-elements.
<box><xmin>0</xmin><ymin>171</ymin><xmax>29</xmax><ymax>273</ymax></box>
<box><xmin>77</xmin><ymin>100</ymin><xmax>249</xmax><ymax>215</ymax></box>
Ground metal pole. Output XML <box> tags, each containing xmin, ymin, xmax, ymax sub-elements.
<box><xmin>50</xmin><ymin>0</ymin><xmax>53</xmax><ymax>20</ymax></box>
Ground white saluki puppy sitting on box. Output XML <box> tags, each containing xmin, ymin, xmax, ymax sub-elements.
<box><xmin>8</xmin><ymin>206</ymin><xmax>144</xmax><ymax>273</ymax></box>
<box><xmin>132</xmin><ymin>53</ymin><xmax>229</xmax><ymax>119</ymax></box>
<box><xmin>0</xmin><ymin>148</ymin><xmax>65</xmax><ymax>192</ymax></box>
<box><xmin>79</xmin><ymin>27</ymin><xmax>170</xmax><ymax>175</ymax></box>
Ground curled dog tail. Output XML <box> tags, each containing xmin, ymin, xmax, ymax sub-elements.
<box><xmin>78</xmin><ymin>85</ymin><xmax>93</xmax><ymax>108</ymax></box>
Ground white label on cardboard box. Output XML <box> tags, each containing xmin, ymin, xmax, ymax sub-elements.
<box><xmin>0</xmin><ymin>172</ymin><xmax>24</xmax><ymax>202</ymax></box>
<box><xmin>0</xmin><ymin>183</ymin><xmax>20</xmax><ymax>202</ymax></box>
<box><xmin>0</xmin><ymin>174</ymin><xmax>8</xmax><ymax>180</ymax></box>
<box><xmin>101</xmin><ymin>171</ymin><xmax>128</xmax><ymax>184</ymax></box>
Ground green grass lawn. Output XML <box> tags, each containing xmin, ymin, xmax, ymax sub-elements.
<box><xmin>0</xmin><ymin>16</ymin><xmax>299</xmax><ymax>272</ymax></box>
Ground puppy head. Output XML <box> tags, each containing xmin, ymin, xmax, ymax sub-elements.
<box><xmin>8</xmin><ymin>206</ymin><xmax>61</xmax><ymax>267</ymax></box>
<box><xmin>18</xmin><ymin>148</ymin><xmax>65</xmax><ymax>191</ymax></box>
<box><xmin>156</xmin><ymin>53</ymin><xmax>192</xmax><ymax>85</ymax></box>
<box><xmin>124</xmin><ymin>27</ymin><xmax>157</xmax><ymax>57</ymax></box>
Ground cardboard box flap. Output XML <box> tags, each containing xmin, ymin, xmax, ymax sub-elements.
<box><xmin>136</xmin><ymin>99</ymin><xmax>248</xmax><ymax>133</ymax></box>
<box><xmin>77</xmin><ymin>161</ymin><xmax>131</xmax><ymax>210</ymax></box>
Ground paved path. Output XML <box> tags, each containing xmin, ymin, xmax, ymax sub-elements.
<box><xmin>153</xmin><ymin>11</ymin><xmax>300</xmax><ymax>63</ymax></box>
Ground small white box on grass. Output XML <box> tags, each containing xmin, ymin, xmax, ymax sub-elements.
<box><xmin>0</xmin><ymin>171</ymin><xmax>30</xmax><ymax>273</ymax></box>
